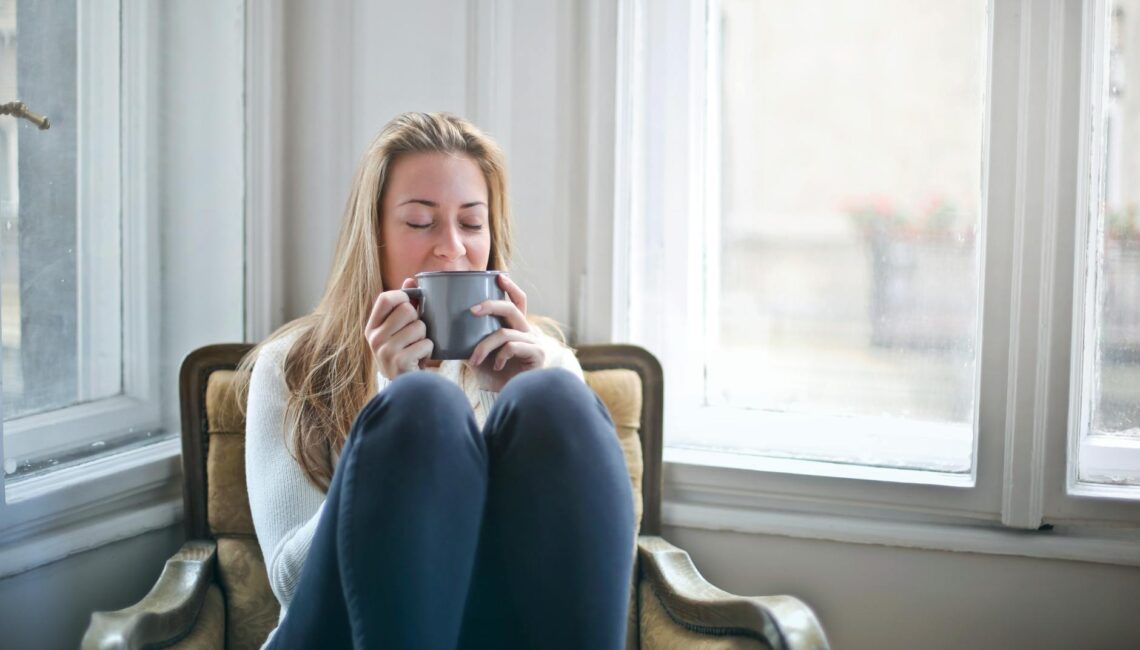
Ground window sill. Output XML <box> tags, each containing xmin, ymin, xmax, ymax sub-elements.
<box><xmin>0</xmin><ymin>436</ymin><xmax>183</xmax><ymax>579</ymax></box>
<box><xmin>664</xmin><ymin>453</ymin><xmax>1140</xmax><ymax>568</ymax></box>
<box><xmin>664</xmin><ymin>446</ymin><xmax>974</xmax><ymax>488</ymax></box>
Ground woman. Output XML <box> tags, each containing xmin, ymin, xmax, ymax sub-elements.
<box><xmin>237</xmin><ymin>112</ymin><xmax>635</xmax><ymax>649</ymax></box>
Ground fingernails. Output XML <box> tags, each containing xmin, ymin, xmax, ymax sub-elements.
<box><xmin>471</xmin><ymin>304</ymin><xmax>483</xmax><ymax>314</ymax></box>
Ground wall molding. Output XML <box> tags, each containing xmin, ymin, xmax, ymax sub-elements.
<box><xmin>0</xmin><ymin>437</ymin><xmax>182</xmax><ymax>578</ymax></box>
<box><xmin>573</xmin><ymin>0</ymin><xmax>622</xmax><ymax>344</ymax></box>
<box><xmin>244</xmin><ymin>0</ymin><xmax>285</xmax><ymax>341</ymax></box>
<box><xmin>466</xmin><ymin>0</ymin><xmax>513</xmax><ymax>158</ymax></box>
<box><xmin>665</xmin><ymin>498</ymin><xmax>1140</xmax><ymax>569</ymax></box>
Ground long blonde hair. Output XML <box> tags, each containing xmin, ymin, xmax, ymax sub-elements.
<box><xmin>234</xmin><ymin>112</ymin><xmax>514</xmax><ymax>491</ymax></box>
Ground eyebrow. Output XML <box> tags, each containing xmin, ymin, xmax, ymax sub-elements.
<box><xmin>398</xmin><ymin>198</ymin><xmax>487</xmax><ymax>209</ymax></box>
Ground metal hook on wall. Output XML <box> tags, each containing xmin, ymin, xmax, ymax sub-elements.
<box><xmin>0</xmin><ymin>101</ymin><xmax>50</xmax><ymax>130</ymax></box>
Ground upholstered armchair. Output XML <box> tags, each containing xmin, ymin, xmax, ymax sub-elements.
<box><xmin>82</xmin><ymin>343</ymin><xmax>829</xmax><ymax>649</ymax></box>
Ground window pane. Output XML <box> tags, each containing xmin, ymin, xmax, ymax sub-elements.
<box><xmin>0</xmin><ymin>0</ymin><xmax>120</xmax><ymax>422</ymax></box>
<box><xmin>1091</xmin><ymin>1</ymin><xmax>1140</xmax><ymax>442</ymax></box>
<box><xmin>710</xmin><ymin>1</ymin><xmax>984</xmax><ymax>457</ymax></box>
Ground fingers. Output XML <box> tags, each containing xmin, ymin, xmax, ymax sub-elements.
<box><xmin>366</xmin><ymin>283</ymin><xmax>413</xmax><ymax>332</ymax></box>
<box><xmin>366</xmin><ymin>301</ymin><xmax>419</xmax><ymax>351</ymax></box>
<box><xmin>468</xmin><ymin>327</ymin><xmax>537</xmax><ymax>367</ymax></box>
<box><xmin>497</xmin><ymin>273</ymin><xmax>528</xmax><ymax>313</ymax></box>
<box><xmin>491</xmin><ymin>340</ymin><xmax>544</xmax><ymax>372</ymax></box>
<box><xmin>471</xmin><ymin>299</ymin><xmax>528</xmax><ymax>331</ymax></box>
<box><xmin>366</xmin><ymin>278</ymin><xmax>431</xmax><ymax>380</ymax></box>
<box><xmin>402</xmin><ymin>338</ymin><xmax>434</xmax><ymax>372</ymax></box>
<box><xmin>469</xmin><ymin>274</ymin><xmax>529</xmax><ymax>330</ymax></box>
<box><xmin>375</xmin><ymin>320</ymin><xmax>433</xmax><ymax>378</ymax></box>
<box><xmin>387</xmin><ymin>318</ymin><xmax>428</xmax><ymax>352</ymax></box>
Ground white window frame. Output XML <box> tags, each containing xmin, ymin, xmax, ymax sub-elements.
<box><xmin>576</xmin><ymin>0</ymin><xmax>1140</xmax><ymax>559</ymax></box>
<box><xmin>2</xmin><ymin>0</ymin><xmax>161</xmax><ymax>468</ymax></box>
<box><xmin>0</xmin><ymin>0</ymin><xmax>255</xmax><ymax>578</ymax></box>
<box><xmin>1069</xmin><ymin>0</ymin><xmax>1140</xmax><ymax>497</ymax></box>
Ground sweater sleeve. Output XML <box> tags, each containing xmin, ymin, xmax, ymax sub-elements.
<box><xmin>539</xmin><ymin>330</ymin><xmax>585</xmax><ymax>381</ymax></box>
<box><xmin>245</xmin><ymin>337</ymin><xmax>327</xmax><ymax>609</ymax></box>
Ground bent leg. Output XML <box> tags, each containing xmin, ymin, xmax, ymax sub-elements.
<box><xmin>459</xmin><ymin>369</ymin><xmax>636</xmax><ymax>649</ymax></box>
<box><xmin>270</xmin><ymin>372</ymin><xmax>487</xmax><ymax>650</ymax></box>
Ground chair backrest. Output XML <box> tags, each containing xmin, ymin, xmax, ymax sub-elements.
<box><xmin>177</xmin><ymin>342</ymin><xmax>663</xmax><ymax>650</ymax></box>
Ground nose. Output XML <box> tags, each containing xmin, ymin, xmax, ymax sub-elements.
<box><xmin>433</xmin><ymin>223</ymin><xmax>466</xmax><ymax>262</ymax></box>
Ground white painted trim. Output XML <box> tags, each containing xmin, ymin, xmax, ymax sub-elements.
<box><xmin>574</xmin><ymin>0</ymin><xmax>621</xmax><ymax>344</ymax></box>
<box><xmin>1001</xmin><ymin>0</ymin><xmax>1071</xmax><ymax>530</ymax></box>
<box><xmin>0</xmin><ymin>436</ymin><xmax>181</xmax><ymax>578</ymax></box>
<box><xmin>1058</xmin><ymin>0</ymin><xmax>1140</xmax><ymax>518</ymax></box>
<box><xmin>1000</xmin><ymin>0</ymin><xmax>1039</xmax><ymax>530</ymax></box>
<box><xmin>967</xmin><ymin>0</ymin><xmax>997</xmax><ymax>499</ymax></box>
<box><xmin>4</xmin><ymin>396</ymin><xmax>164</xmax><ymax>462</ymax></box>
<box><xmin>3</xmin><ymin>0</ymin><xmax>161</xmax><ymax>468</ymax></box>
<box><xmin>4</xmin><ymin>436</ymin><xmax>178</xmax><ymax>505</ymax></box>
<box><xmin>0</xmin><ymin>497</ymin><xmax>181</xmax><ymax>579</ymax></box>
<box><xmin>0</xmin><ymin>1</ymin><xmax>186</xmax><ymax>575</ymax></box>
<box><xmin>1032</xmin><ymin>0</ymin><xmax>1067</xmax><ymax>520</ymax></box>
<box><xmin>667</xmin><ymin>447</ymin><xmax>973</xmax><ymax>489</ymax></box>
<box><xmin>245</xmin><ymin>0</ymin><xmax>284</xmax><ymax>342</ymax></box>
<box><xmin>701</xmin><ymin>0</ymin><xmax>721</xmax><ymax>397</ymax></box>
<box><xmin>668</xmin><ymin>407</ymin><xmax>974</xmax><ymax>475</ymax></box>
<box><xmin>466</xmin><ymin>0</ymin><xmax>513</xmax><ymax>161</ymax></box>
<box><xmin>664</xmin><ymin>500</ymin><xmax>1140</xmax><ymax>569</ymax></box>
<box><xmin>121</xmin><ymin>0</ymin><xmax>161</xmax><ymax>416</ymax></box>
<box><xmin>1069</xmin><ymin>0</ymin><xmax>1106</xmax><ymax>499</ymax></box>
<box><xmin>609</xmin><ymin>0</ymin><xmax>640</xmax><ymax>343</ymax></box>
<box><xmin>665</xmin><ymin>456</ymin><xmax>998</xmax><ymax>525</ymax></box>
<box><xmin>76</xmin><ymin>0</ymin><xmax>123</xmax><ymax>403</ymax></box>
<box><xmin>1078</xmin><ymin>435</ymin><xmax>1140</xmax><ymax>488</ymax></box>
<box><xmin>629</xmin><ymin>0</ymin><xmax>1007</xmax><ymax>522</ymax></box>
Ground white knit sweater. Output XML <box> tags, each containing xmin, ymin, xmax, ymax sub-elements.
<box><xmin>245</xmin><ymin>332</ymin><xmax>584</xmax><ymax>647</ymax></box>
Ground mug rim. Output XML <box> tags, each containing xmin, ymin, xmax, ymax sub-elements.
<box><xmin>414</xmin><ymin>270</ymin><xmax>505</xmax><ymax>278</ymax></box>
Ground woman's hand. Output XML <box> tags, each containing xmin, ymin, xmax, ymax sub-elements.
<box><xmin>467</xmin><ymin>274</ymin><xmax>545</xmax><ymax>392</ymax></box>
<box><xmin>365</xmin><ymin>278</ymin><xmax>434</xmax><ymax>380</ymax></box>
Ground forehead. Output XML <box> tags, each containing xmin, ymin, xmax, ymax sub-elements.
<box><xmin>384</xmin><ymin>151</ymin><xmax>487</xmax><ymax>202</ymax></box>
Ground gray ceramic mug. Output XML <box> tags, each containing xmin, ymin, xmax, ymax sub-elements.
<box><xmin>402</xmin><ymin>270</ymin><xmax>506</xmax><ymax>360</ymax></box>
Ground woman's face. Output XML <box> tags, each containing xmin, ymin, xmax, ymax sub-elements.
<box><xmin>380</xmin><ymin>152</ymin><xmax>492</xmax><ymax>290</ymax></box>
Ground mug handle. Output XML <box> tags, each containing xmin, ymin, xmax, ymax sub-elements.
<box><xmin>402</xmin><ymin>287</ymin><xmax>424</xmax><ymax>302</ymax></box>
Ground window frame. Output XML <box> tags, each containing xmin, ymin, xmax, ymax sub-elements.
<box><xmin>600</xmin><ymin>0</ymin><xmax>1140</xmax><ymax>540</ymax></box>
<box><xmin>1068</xmin><ymin>0</ymin><xmax>1140</xmax><ymax>497</ymax></box>
<box><xmin>2</xmin><ymin>0</ymin><xmax>162</xmax><ymax>467</ymax></box>
<box><xmin>0</xmin><ymin>0</ymin><xmax>253</xmax><ymax>578</ymax></box>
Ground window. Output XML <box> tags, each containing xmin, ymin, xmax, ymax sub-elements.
<box><xmin>0</xmin><ymin>0</ymin><xmax>246</xmax><ymax>577</ymax></box>
<box><xmin>621</xmin><ymin>0</ymin><xmax>1140</xmax><ymax>527</ymax></box>
<box><xmin>0</xmin><ymin>0</ymin><xmax>151</xmax><ymax>474</ymax></box>
<box><xmin>1076</xmin><ymin>0</ymin><xmax>1140</xmax><ymax>491</ymax></box>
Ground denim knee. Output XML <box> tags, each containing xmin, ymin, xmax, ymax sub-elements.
<box><xmin>491</xmin><ymin>368</ymin><xmax>614</xmax><ymax>447</ymax></box>
<box><xmin>351</xmin><ymin>371</ymin><xmax>475</xmax><ymax>446</ymax></box>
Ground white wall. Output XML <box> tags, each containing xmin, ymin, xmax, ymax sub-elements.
<box><xmin>666</xmin><ymin>525</ymin><xmax>1140</xmax><ymax>650</ymax></box>
<box><xmin>0</xmin><ymin>526</ymin><xmax>181</xmax><ymax>650</ymax></box>
<box><xmin>281</xmin><ymin>0</ymin><xmax>576</xmax><ymax>328</ymax></box>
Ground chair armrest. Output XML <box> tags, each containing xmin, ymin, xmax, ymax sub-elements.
<box><xmin>81</xmin><ymin>540</ymin><xmax>218</xmax><ymax>650</ymax></box>
<box><xmin>638</xmin><ymin>535</ymin><xmax>829</xmax><ymax>650</ymax></box>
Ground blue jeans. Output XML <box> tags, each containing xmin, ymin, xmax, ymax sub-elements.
<box><xmin>266</xmin><ymin>368</ymin><xmax>636</xmax><ymax>649</ymax></box>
